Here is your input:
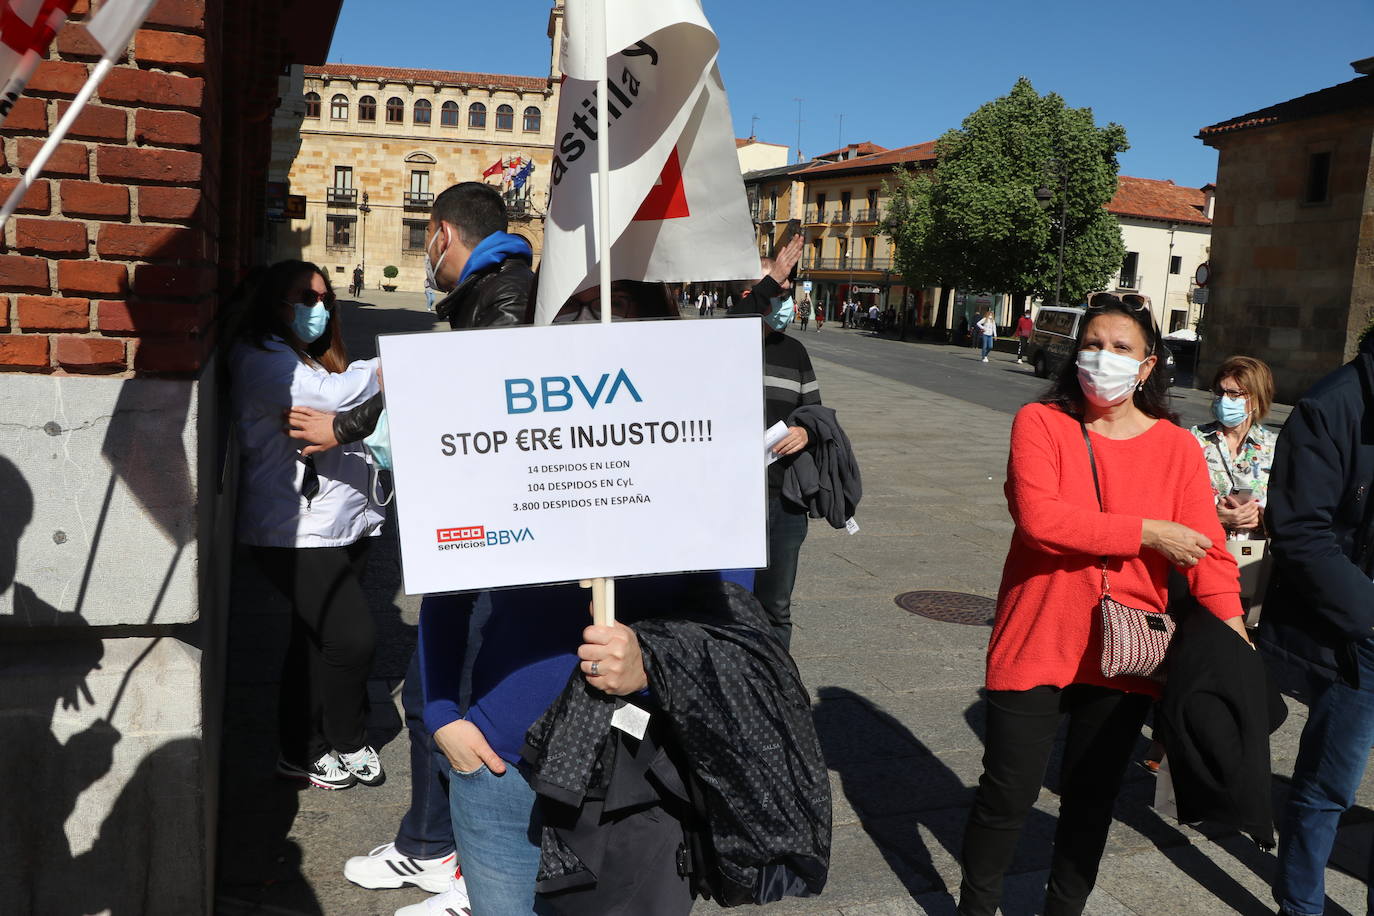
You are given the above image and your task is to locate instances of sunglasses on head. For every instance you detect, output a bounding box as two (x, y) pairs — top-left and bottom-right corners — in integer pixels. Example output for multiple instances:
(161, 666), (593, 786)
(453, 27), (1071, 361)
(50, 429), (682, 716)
(1087, 292), (1149, 312)
(297, 290), (336, 308)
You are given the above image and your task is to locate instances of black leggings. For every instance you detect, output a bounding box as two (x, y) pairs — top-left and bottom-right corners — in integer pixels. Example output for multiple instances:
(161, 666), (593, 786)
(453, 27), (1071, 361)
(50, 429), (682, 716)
(252, 541), (376, 763)
(958, 684), (1152, 916)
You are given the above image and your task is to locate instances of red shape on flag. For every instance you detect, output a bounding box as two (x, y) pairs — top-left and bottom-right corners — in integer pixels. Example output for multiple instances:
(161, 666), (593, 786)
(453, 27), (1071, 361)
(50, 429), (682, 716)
(482, 158), (504, 179)
(0, 0), (75, 55)
(633, 147), (690, 222)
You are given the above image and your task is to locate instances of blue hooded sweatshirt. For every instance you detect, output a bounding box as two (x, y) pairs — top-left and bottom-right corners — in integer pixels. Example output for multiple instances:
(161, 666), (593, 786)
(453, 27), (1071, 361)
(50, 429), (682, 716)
(458, 231), (532, 285)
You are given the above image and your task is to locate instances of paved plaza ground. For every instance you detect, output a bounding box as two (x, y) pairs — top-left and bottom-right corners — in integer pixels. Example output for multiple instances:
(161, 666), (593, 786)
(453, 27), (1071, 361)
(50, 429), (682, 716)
(216, 292), (1371, 916)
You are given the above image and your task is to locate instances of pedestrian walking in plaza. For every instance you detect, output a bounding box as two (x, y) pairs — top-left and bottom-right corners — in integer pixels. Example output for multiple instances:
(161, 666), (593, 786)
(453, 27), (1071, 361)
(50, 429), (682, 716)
(867, 303), (880, 330)
(977, 309), (997, 362)
(288, 182), (536, 914)
(226, 259), (388, 793)
(815, 304), (824, 331)
(351, 264), (363, 298)
(798, 296), (812, 331)
(1015, 309), (1034, 363)
(698, 291), (710, 316)
(1260, 333), (1374, 916)
(957, 293), (1246, 916)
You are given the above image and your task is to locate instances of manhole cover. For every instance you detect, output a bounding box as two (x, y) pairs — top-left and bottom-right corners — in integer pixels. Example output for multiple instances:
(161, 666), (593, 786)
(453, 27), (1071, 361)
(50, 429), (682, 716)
(894, 591), (996, 626)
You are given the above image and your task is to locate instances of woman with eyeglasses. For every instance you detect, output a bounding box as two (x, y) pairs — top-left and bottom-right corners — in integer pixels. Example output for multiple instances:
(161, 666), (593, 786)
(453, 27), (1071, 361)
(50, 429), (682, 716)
(227, 260), (387, 791)
(957, 294), (1246, 916)
(1190, 356), (1277, 540)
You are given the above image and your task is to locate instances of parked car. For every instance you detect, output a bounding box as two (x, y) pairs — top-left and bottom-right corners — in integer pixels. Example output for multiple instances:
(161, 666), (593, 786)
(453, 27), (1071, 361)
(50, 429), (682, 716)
(1027, 304), (1178, 386)
(1026, 306), (1083, 380)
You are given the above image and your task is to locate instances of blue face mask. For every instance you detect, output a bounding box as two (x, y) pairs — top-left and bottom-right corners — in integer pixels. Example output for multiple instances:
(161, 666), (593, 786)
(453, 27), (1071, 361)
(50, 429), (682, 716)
(1212, 395), (1249, 428)
(291, 302), (330, 343)
(363, 408), (392, 471)
(765, 296), (795, 331)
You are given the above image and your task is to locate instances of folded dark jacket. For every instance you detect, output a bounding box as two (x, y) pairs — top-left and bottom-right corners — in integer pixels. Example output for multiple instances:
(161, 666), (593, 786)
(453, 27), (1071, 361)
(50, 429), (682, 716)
(1159, 608), (1288, 847)
(523, 581), (831, 907)
(780, 404), (862, 529)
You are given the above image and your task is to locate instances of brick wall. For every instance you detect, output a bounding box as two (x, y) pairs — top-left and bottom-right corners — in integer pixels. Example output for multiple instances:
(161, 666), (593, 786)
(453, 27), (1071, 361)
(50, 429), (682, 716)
(0, 0), (287, 377)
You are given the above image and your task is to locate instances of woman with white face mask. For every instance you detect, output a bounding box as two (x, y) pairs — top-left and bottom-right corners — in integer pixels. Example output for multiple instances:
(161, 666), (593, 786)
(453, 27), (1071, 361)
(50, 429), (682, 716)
(957, 294), (1248, 916)
(1189, 356), (1277, 541)
(225, 260), (386, 792)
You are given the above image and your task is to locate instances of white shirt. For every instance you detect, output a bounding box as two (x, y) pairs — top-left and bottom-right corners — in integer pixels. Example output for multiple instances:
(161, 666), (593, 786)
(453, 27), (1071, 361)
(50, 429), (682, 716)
(231, 338), (383, 548)
(977, 317), (996, 336)
(868, 305), (880, 319)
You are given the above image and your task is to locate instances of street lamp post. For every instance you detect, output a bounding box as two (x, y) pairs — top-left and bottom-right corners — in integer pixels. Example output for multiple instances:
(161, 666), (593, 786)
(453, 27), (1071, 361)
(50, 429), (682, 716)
(1035, 162), (1068, 307)
(358, 189), (371, 286)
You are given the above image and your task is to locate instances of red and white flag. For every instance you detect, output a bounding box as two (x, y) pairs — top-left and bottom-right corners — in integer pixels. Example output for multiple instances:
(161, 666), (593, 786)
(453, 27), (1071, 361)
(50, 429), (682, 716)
(482, 157), (504, 179)
(0, 0), (76, 126)
(533, 0), (759, 324)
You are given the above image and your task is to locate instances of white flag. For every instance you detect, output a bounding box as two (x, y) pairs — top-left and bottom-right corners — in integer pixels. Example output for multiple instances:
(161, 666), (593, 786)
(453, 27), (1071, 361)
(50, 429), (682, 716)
(0, 0), (75, 126)
(534, 0), (760, 324)
(85, 0), (156, 58)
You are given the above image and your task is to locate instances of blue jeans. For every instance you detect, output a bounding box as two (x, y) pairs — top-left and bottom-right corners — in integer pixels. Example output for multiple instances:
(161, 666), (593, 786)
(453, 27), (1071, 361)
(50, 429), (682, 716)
(449, 763), (548, 915)
(392, 648), (454, 860)
(981, 334), (995, 358)
(1275, 639), (1374, 915)
(754, 495), (809, 649)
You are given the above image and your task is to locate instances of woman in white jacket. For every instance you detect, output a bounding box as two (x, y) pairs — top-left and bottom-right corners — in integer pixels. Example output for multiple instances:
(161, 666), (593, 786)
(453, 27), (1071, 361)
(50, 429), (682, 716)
(229, 260), (386, 790)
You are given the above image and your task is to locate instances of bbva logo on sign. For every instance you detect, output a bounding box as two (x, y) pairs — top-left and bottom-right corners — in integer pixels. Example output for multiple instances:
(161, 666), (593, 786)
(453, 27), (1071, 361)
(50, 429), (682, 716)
(505, 369), (643, 414)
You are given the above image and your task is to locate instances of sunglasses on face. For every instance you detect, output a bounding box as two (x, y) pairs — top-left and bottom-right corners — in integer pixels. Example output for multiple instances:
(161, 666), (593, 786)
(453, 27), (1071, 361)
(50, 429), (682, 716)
(1214, 387), (1248, 399)
(295, 290), (336, 308)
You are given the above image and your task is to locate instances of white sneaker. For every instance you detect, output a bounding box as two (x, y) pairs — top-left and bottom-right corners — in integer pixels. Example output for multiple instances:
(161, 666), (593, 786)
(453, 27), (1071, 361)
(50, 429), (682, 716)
(339, 745), (386, 786)
(394, 875), (471, 916)
(345, 842), (457, 894)
(277, 752), (356, 790)
(982, 356), (989, 362)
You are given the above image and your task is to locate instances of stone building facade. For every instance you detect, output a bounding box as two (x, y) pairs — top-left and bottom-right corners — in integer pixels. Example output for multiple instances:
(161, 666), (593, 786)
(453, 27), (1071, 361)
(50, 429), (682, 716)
(1198, 59), (1374, 401)
(266, 7), (563, 292)
(0, 0), (342, 911)
(794, 141), (937, 320)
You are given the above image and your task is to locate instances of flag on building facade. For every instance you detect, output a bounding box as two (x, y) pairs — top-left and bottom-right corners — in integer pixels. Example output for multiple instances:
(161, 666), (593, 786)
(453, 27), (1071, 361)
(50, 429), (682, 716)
(0, 0), (77, 127)
(533, 0), (760, 324)
(482, 157), (504, 179)
(512, 159), (535, 190)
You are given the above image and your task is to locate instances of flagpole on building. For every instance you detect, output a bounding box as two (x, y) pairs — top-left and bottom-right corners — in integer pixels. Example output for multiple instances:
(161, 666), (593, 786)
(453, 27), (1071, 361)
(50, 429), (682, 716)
(591, 0), (616, 626)
(0, 55), (115, 231)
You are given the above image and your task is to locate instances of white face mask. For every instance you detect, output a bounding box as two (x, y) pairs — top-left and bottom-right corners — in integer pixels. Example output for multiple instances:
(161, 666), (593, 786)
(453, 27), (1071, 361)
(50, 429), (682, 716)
(424, 226), (449, 291)
(1077, 349), (1144, 407)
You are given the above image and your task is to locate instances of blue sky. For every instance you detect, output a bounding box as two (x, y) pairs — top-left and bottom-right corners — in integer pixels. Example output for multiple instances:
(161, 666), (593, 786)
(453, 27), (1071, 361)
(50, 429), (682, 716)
(327, 0), (1374, 188)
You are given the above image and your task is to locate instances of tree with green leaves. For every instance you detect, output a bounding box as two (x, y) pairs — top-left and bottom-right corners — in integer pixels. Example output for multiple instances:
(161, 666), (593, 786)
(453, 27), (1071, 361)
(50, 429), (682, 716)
(881, 165), (965, 336)
(883, 77), (1128, 328)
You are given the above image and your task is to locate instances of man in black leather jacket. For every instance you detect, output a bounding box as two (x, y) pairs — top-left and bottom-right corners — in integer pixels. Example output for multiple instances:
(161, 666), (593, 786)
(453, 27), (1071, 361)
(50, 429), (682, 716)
(1261, 335), (1374, 916)
(285, 182), (534, 913)
(293, 181), (534, 447)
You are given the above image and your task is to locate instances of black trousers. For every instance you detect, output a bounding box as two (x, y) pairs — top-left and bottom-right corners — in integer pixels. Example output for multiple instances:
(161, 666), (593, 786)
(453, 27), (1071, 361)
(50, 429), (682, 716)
(252, 541), (376, 763)
(958, 684), (1152, 916)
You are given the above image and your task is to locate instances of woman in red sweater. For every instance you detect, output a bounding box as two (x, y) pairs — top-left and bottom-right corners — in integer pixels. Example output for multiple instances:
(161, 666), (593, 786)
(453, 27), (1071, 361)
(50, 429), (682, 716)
(957, 295), (1247, 916)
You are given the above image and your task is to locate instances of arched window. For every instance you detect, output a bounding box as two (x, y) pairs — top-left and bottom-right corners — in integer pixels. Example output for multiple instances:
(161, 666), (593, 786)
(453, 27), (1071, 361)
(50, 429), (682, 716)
(440, 100), (460, 127)
(413, 98), (432, 125)
(303, 92), (320, 119)
(386, 97), (404, 123)
(522, 106), (541, 132)
(468, 102), (486, 129)
(357, 95), (376, 121)
(495, 104), (514, 131)
(330, 93), (348, 120)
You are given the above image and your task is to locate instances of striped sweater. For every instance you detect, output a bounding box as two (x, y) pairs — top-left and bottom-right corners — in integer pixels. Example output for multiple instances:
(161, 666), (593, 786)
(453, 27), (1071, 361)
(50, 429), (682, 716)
(765, 330), (821, 492)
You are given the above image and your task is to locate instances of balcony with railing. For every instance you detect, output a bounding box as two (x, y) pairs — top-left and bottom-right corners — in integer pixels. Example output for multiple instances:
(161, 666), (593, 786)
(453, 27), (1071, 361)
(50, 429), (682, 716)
(803, 257), (893, 272)
(853, 207), (881, 223)
(404, 191), (434, 210)
(758, 207), (777, 222)
(326, 187), (357, 207)
(804, 207), (829, 225)
(1116, 274), (1143, 290)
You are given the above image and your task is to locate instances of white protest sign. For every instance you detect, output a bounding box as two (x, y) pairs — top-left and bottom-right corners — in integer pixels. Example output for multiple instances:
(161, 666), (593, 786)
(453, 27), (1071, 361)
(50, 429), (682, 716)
(379, 318), (767, 595)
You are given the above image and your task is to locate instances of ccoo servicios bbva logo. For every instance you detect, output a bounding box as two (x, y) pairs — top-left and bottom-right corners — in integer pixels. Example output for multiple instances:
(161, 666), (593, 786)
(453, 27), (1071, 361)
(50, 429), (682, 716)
(435, 525), (534, 552)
